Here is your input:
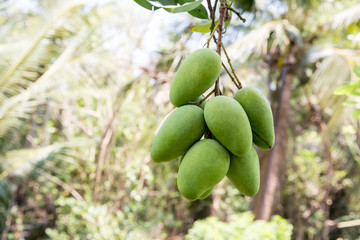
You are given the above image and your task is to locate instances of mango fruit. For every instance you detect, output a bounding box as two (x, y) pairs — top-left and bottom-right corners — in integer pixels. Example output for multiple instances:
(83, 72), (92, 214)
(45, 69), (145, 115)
(150, 105), (206, 162)
(169, 48), (222, 107)
(177, 139), (230, 200)
(227, 145), (260, 196)
(234, 87), (275, 150)
(204, 96), (252, 156)
(199, 188), (213, 199)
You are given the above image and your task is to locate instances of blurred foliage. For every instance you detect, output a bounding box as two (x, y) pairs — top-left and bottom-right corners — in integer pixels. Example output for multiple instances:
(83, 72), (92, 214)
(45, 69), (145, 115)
(45, 197), (134, 240)
(185, 211), (293, 240)
(335, 64), (360, 119)
(0, 0), (359, 239)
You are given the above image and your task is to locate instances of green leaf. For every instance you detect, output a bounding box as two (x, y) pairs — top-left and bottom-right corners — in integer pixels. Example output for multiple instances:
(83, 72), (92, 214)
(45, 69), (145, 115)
(187, 4), (208, 19)
(163, 0), (202, 13)
(134, 0), (203, 14)
(176, 0), (196, 4)
(189, 20), (214, 33)
(343, 101), (358, 106)
(352, 80), (360, 87)
(0, 180), (11, 209)
(352, 108), (360, 119)
(149, 0), (176, 5)
(133, 0), (159, 10)
(333, 80), (360, 96)
(354, 64), (360, 78)
(349, 91), (360, 97)
(177, 0), (208, 19)
(335, 170), (347, 179)
(334, 84), (353, 95)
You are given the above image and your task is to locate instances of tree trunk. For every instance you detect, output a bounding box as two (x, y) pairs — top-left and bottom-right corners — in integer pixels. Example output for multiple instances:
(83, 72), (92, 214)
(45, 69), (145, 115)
(253, 64), (294, 220)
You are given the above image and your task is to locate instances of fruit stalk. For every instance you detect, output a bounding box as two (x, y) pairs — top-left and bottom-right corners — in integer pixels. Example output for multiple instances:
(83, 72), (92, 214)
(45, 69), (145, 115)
(221, 43), (242, 88)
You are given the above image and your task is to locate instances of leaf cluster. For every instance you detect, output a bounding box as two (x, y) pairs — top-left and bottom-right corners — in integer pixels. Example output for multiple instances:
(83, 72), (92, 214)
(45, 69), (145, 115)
(334, 65), (360, 119)
(134, 0), (208, 19)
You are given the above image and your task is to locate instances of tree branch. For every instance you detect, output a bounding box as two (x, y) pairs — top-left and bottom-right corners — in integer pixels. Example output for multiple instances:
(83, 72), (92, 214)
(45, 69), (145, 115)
(214, 0), (227, 96)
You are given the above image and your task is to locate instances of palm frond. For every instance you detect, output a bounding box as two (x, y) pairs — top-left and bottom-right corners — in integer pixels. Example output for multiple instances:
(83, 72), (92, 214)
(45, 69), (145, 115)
(228, 20), (301, 63)
(304, 46), (337, 64)
(0, 27), (99, 139)
(330, 4), (360, 30)
(304, 46), (360, 64)
(0, 0), (86, 103)
(0, 0), (116, 139)
(0, 142), (76, 179)
(0, 99), (38, 139)
(308, 54), (353, 132)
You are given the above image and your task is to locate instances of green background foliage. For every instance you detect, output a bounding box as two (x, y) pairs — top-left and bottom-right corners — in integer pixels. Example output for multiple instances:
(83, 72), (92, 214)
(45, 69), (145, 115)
(0, 0), (360, 239)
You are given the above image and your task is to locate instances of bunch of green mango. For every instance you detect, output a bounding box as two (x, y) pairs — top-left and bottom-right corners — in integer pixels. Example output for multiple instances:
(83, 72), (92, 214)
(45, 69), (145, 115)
(150, 48), (275, 200)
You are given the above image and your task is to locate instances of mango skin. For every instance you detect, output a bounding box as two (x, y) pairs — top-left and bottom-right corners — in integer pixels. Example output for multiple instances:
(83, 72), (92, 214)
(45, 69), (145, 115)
(177, 139), (230, 201)
(227, 145), (260, 197)
(169, 48), (222, 107)
(204, 96), (252, 156)
(234, 87), (275, 150)
(150, 105), (206, 162)
(199, 188), (213, 199)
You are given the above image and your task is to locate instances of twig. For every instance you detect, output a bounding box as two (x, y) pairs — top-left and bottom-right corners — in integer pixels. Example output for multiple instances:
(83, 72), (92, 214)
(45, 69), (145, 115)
(212, 0), (219, 43)
(213, 0), (219, 20)
(221, 43), (242, 88)
(94, 119), (114, 203)
(337, 219), (360, 229)
(222, 62), (240, 89)
(207, 0), (213, 19)
(93, 79), (140, 203)
(228, 7), (246, 22)
(198, 89), (215, 106)
(206, 0), (218, 48)
(40, 170), (84, 201)
(206, 21), (219, 48)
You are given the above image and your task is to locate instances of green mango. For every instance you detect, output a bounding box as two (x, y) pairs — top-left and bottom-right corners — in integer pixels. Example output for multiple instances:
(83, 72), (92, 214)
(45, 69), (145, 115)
(227, 145), (260, 197)
(234, 87), (275, 150)
(177, 139), (230, 200)
(198, 188), (213, 199)
(204, 96), (252, 156)
(151, 105), (206, 162)
(169, 48), (222, 107)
